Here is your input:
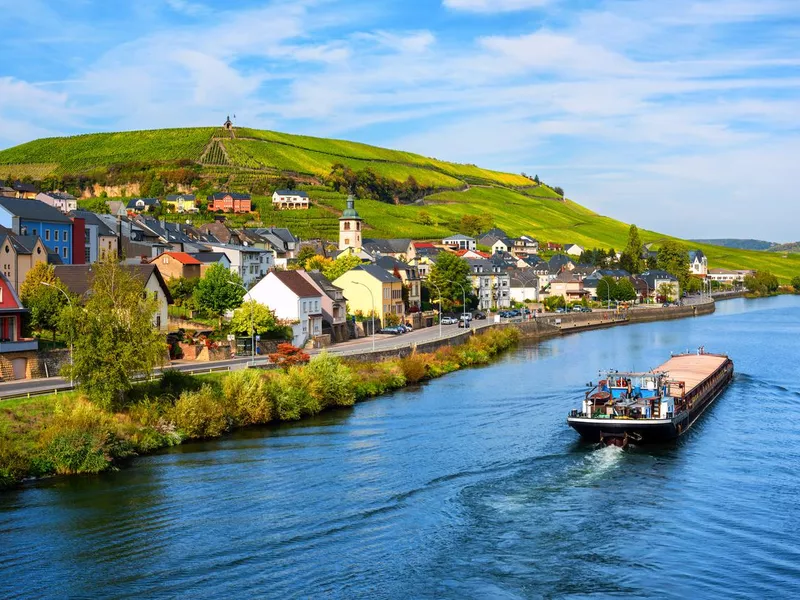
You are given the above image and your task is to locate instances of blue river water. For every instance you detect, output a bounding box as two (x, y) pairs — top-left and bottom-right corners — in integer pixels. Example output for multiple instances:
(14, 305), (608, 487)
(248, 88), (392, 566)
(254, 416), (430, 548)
(1, 296), (799, 599)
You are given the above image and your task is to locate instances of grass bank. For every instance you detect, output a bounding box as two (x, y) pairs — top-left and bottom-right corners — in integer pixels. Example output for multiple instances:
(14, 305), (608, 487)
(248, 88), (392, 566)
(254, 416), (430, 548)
(0, 328), (519, 489)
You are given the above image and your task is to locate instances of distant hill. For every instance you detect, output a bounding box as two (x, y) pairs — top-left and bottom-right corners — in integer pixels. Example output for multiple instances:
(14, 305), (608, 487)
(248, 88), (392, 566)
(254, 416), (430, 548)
(690, 239), (777, 251)
(1, 125), (799, 281)
(767, 242), (800, 254)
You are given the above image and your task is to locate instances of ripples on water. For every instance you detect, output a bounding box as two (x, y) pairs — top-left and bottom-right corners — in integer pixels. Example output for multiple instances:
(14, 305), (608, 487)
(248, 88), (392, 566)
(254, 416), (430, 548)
(2, 297), (800, 599)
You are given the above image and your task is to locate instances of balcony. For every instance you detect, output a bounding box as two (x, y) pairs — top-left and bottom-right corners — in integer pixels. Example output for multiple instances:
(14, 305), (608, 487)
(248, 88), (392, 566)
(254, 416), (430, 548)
(0, 339), (39, 353)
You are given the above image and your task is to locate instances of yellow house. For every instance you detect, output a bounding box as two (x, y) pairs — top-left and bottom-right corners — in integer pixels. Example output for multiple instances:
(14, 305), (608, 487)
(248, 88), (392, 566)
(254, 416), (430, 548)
(0, 232), (48, 291)
(164, 194), (198, 213)
(333, 264), (404, 326)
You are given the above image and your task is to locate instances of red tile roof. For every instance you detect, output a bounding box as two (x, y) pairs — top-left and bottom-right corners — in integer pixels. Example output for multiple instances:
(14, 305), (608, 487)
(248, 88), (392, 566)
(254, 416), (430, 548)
(154, 252), (202, 265)
(413, 242), (436, 248)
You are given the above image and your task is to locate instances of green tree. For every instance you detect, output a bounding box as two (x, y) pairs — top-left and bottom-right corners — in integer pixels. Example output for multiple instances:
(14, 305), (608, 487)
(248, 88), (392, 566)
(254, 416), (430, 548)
(792, 276), (800, 293)
(167, 277), (198, 309)
(428, 252), (471, 310)
(534, 174), (540, 184)
(417, 210), (434, 226)
(616, 278), (637, 301)
(657, 283), (675, 302)
(597, 276), (619, 305)
(619, 224), (643, 274)
(193, 263), (245, 326)
(60, 260), (166, 409)
(544, 295), (566, 311)
(296, 246), (317, 269)
(743, 271), (779, 296)
(322, 253), (362, 281)
(19, 263), (69, 339)
(656, 241), (691, 290)
(230, 299), (290, 339)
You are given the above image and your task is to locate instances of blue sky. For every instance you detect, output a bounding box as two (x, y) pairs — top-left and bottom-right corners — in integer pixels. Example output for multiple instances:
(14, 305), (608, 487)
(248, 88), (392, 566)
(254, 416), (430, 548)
(1, 0), (798, 241)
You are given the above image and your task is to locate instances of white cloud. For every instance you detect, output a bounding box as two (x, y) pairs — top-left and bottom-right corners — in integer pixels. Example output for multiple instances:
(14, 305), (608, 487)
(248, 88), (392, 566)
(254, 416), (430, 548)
(442, 0), (553, 13)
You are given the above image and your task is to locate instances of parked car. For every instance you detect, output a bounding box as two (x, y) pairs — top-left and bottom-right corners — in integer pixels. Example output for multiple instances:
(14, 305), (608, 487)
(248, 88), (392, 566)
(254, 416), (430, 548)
(459, 313), (472, 322)
(403, 323), (413, 332)
(458, 319), (471, 328)
(381, 326), (403, 335)
(441, 316), (458, 325)
(473, 311), (487, 320)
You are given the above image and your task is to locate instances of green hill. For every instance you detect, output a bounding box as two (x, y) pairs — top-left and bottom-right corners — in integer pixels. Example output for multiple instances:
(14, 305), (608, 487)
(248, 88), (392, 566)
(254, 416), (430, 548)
(690, 239), (776, 251)
(1, 126), (798, 281)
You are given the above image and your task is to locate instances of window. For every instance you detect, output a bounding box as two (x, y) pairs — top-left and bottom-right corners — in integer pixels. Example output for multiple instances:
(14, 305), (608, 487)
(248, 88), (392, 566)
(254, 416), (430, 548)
(45, 230), (50, 241)
(85, 228), (90, 240)
(62, 247), (68, 258)
(54, 230), (59, 241)
(85, 247), (91, 263)
(303, 301), (307, 312)
(163, 257), (169, 264)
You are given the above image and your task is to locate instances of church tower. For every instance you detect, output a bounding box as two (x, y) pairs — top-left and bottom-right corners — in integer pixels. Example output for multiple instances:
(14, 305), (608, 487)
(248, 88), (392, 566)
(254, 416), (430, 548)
(339, 195), (363, 251)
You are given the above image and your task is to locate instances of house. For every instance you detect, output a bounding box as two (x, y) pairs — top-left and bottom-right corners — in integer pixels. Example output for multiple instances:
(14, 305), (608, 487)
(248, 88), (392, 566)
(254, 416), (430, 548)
(71, 210), (117, 264)
(407, 241), (437, 261)
(707, 268), (753, 284)
(375, 255), (422, 310)
(300, 270), (349, 343)
(467, 258), (510, 310)
(333, 264), (405, 327)
(95, 213), (170, 262)
(339, 195), (364, 251)
(546, 242), (562, 251)
(54, 264), (172, 331)
(0, 183), (15, 197)
(688, 250), (708, 278)
(37, 191), (77, 214)
(150, 251), (202, 280)
(240, 227), (300, 263)
(164, 194), (198, 213)
(207, 192), (251, 213)
(245, 270), (324, 348)
(126, 198), (161, 213)
(0, 271), (39, 379)
(362, 238), (413, 259)
(206, 242), (273, 287)
(0, 229), (49, 292)
(640, 270), (680, 302)
(549, 272), (589, 303)
(480, 227), (508, 239)
(9, 181), (39, 199)
(507, 268), (540, 303)
(629, 276), (651, 303)
(490, 238), (513, 255)
(134, 217), (209, 254)
(548, 254), (575, 274)
(454, 248), (491, 260)
(443, 234), (476, 251)
(188, 252), (232, 276)
(197, 220), (242, 246)
(511, 236), (539, 257)
(272, 189), (310, 210)
(564, 243), (584, 257)
(0, 197), (78, 264)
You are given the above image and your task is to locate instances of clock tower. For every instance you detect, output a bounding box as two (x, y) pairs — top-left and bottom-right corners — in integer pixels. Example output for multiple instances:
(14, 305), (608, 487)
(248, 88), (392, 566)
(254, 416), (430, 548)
(339, 195), (363, 251)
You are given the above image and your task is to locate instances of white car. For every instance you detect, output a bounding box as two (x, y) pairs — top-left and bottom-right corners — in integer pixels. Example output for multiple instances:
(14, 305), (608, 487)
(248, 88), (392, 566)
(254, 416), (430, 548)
(441, 316), (458, 325)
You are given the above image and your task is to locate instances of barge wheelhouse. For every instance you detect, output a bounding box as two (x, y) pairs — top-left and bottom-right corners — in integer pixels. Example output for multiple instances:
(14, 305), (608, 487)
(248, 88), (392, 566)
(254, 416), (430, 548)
(567, 349), (734, 445)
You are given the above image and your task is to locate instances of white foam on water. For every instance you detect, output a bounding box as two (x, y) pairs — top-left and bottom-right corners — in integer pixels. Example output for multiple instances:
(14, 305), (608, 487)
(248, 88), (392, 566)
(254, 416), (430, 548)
(579, 444), (625, 482)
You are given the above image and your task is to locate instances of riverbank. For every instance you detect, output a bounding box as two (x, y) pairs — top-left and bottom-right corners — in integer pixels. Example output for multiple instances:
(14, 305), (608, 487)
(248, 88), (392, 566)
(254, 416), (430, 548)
(0, 328), (520, 489)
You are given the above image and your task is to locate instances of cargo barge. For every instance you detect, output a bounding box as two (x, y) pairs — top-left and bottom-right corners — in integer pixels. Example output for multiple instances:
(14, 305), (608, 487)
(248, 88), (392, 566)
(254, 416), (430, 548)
(567, 349), (733, 445)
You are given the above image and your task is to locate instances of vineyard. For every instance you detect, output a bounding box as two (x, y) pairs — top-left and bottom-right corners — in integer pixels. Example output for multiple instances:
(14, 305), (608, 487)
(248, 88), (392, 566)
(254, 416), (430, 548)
(200, 139), (230, 165)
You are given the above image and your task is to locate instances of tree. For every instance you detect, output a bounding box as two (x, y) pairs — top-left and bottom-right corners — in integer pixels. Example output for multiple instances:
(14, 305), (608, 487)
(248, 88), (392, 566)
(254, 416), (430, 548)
(597, 276), (618, 305)
(305, 254), (333, 273)
(534, 174), (540, 184)
(193, 263), (245, 326)
(230, 299), (290, 339)
(620, 224), (643, 274)
(616, 278), (637, 302)
(656, 241), (691, 290)
(428, 252), (471, 311)
(268, 343), (310, 370)
(323, 253), (362, 282)
(657, 283), (674, 302)
(792, 276), (800, 293)
(60, 260), (166, 409)
(743, 271), (779, 296)
(417, 210), (434, 226)
(19, 263), (69, 338)
(167, 277), (198, 309)
(544, 295), (566, 311)
(296, 246), (317, 269)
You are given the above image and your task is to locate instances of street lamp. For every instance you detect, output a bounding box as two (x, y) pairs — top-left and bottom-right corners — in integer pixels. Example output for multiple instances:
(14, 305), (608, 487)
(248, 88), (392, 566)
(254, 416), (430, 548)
(446, 279), (468, 322)
(350, 280), (376, 352)
(227, 280), (254, 365)
(42, 282), (73, 387)
(426, 280), (443, 338)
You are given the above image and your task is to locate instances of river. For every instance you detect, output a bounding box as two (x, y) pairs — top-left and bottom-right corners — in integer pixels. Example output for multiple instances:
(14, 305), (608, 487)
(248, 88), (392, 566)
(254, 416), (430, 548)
(2, 296), (799, 599)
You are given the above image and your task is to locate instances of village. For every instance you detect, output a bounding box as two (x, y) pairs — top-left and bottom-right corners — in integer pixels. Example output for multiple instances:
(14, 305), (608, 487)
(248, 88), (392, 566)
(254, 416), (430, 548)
(0, 179), (753, 382)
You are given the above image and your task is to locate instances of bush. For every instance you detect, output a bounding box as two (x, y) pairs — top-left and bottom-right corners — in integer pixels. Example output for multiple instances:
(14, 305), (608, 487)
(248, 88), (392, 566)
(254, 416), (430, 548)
(40, 398), (135, 475)
(222, 370), (274, 426)
(159, 369), (202, 400)
(399, 353), (427, 384)
(171, 385), (229, 439)
(270, 367), (321, 420)
(304, 352), (356, 408)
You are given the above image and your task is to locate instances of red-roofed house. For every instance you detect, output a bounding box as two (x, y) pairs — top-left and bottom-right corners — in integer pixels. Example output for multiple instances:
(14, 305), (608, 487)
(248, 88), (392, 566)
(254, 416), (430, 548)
(455, 249), (491, 259)
(150, 251), (202, 280)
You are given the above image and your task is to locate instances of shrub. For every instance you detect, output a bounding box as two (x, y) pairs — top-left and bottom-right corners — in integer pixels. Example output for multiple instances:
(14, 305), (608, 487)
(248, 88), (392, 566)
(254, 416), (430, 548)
(304, 352), (356, 408)
(270, 367), (321, 420)
(269, 343), (311, 370)
(171, 385), (229, 439)
(399, 353), (427, 384)
(222, 370), (274, 426)
(159, 369), (201, 401)
(40, 398), (135, 475)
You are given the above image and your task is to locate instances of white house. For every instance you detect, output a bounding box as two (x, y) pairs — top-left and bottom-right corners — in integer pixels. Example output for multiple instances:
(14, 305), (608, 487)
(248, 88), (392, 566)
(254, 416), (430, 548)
(443, 234), (476, 251)
(272, 189), (310, 210)
(491, 238), (511, 254)
(640, 270), (680, 301)
(708, 268), (753, 283)
(688, 250), (708, 278)
(564, 243), (584, 257)
(36, 191), (77, 214)
(245, 270), (323, 347)
(207, 242), (273, 287)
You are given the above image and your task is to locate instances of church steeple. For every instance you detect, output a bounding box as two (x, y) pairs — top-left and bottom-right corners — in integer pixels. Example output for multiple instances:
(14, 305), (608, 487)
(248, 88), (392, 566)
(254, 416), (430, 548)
(339, 194), (363, 251)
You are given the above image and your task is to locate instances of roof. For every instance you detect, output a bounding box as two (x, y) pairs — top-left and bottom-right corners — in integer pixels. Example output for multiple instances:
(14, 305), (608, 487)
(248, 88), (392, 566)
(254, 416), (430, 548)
(481, 227), (507, 238)
(551, 272), (582, 283)
(126, 198), (160, 209)
(41, 191), (76, 201)
(208, 192), (251, 200)
(189, 252), (230, 264)
(688, 250), (706, 261)
(165, 194), (196, 201)
(153, 251), (201, 265)
(362, 238), (411, 255)
(70, 210), (116, 237)
(548, 254), (574, 269)
(273, 189), (309, 198)
(306, 271), (345, 298)
(272, 270), (322, 298)
(53, 264), (172, 303)
(353, 263), (402, 283)
(455, 249), (491, 258)
(375, 255), (416, 272)
(0, 197), (73, 223)
(640, 269), (679, 285)
(413, 242), (436, 248)
(443, 233), (476, 241)
(11, 181), (38, 193)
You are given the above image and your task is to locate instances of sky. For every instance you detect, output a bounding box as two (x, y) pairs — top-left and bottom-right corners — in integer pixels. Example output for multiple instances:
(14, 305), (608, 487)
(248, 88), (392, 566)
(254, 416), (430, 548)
(1, 0), (798, 242)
